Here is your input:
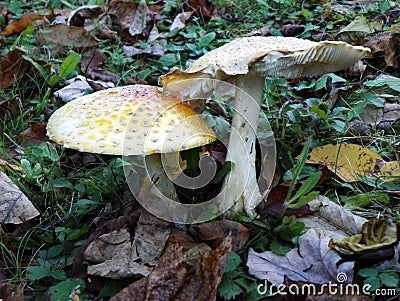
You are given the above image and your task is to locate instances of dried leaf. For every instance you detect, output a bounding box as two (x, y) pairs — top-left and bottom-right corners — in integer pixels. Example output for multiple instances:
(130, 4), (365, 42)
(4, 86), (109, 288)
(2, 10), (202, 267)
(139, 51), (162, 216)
(123, 43), (166, 57)
(175, 233), (232, 300)
(18, 123), (49, 146)
(0, 95), (21, 118)
(110, 234), (187, 301)
(34, 24), (98, 56)
(0, 171), (40, 224)
(0, 283), (24, 301)
(304, 196), (367, 236)
(170, 11), (194, 31)
(84, 211), (172, 279)
(131, 211), (172, 266)
(85, 228), (153, 278)
(53, 75), (114, 102)
(336, 16), (383, 43)
(247, 228), (354, 285)
(111, 229), (232, 300)
(365, 29), (400, 69)
(0, 49), (31, 88)
(81, 50), (120, 83)
(68, 5), (103, 27)
(379, 103), (400, 130)
(329, 218), (398, 254)
(129, 0), (148, 36)
(0, 9), (54, 36)
(306, 143), (400, 182)
(186, 0), (218, 18)
(194, 219), (249, 251)
(81, 50), (106, 70)
(108, 0), (159, 42)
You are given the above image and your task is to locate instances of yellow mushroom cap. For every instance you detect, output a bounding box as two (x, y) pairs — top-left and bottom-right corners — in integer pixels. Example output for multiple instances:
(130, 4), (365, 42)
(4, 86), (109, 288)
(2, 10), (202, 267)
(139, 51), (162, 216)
(47, 85), (216, 155)
(159, 36), (370, 98)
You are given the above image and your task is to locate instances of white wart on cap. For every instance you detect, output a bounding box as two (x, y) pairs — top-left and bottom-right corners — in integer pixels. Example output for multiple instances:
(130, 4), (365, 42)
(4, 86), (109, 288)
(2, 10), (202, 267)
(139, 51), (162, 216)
(47, 84), (216, 155)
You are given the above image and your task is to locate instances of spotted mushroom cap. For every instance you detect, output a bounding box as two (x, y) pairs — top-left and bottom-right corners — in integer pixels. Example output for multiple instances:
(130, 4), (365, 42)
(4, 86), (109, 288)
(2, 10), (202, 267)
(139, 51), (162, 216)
(159, 36), (370, 98)
(47, 85), (216, 155)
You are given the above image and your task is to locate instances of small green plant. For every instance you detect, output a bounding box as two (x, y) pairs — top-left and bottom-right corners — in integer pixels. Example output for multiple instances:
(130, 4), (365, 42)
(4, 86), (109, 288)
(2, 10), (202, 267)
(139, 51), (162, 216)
(358, 268), (400, 292)
(218, 252), (265, 301)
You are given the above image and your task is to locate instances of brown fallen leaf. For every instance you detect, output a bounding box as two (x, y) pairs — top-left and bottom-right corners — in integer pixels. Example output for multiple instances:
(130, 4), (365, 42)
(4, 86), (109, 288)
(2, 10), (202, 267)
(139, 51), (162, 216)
(261, 181), (313, 218)
(365, 29), (400, 69)
(193, 219), (249, 251)
(108, 0), (161, 42)
(0, 283), (24, 301)
(0, 171), (40, 224)
(110, 232), (187, 301)
(34, 24), (98, 56)
(68, 5), (103, 27)
(18, 123), (49, 147)
(175, 232), (232, 300)
(81, 50), (120, 83)
(186, 0), (218, 18)
(0, 9), (55, 36)
(0, 95), (21, 118)
(0, 49), (31, 88)
(110, 230), (232, 301)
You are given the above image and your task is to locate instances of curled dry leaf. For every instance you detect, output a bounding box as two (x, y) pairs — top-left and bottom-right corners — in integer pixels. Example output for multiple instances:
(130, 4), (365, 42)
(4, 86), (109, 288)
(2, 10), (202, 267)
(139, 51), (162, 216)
(170, 11), (194, 31)
(84, 211), (172, 279)
(0, 49), (31, 88)
(0, 171), (40, 224)
(336, 16), (382, 43)
(68, 5), (103, 27)
(53, 75), (114, 102)
(329, 218), (398, 255)
(0, 9), (55, 36)
(247, 228), (355, 285)
(365, 29), (400, 69)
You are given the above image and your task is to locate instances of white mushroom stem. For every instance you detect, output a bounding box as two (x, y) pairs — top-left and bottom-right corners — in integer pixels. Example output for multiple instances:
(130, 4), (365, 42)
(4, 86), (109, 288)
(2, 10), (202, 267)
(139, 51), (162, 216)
(140, 154), (178, 201)
(220, 74), (265, 217)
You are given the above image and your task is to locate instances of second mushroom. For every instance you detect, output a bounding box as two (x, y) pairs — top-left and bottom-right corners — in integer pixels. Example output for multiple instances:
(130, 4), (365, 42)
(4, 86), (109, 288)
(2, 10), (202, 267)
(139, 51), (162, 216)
(160, 36), (370, 217)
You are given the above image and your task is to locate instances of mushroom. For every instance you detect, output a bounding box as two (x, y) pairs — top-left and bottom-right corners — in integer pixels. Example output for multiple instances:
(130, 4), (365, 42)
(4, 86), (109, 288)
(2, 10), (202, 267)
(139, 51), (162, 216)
(160, 36), (371, 217)
(47, 84), (216, 208)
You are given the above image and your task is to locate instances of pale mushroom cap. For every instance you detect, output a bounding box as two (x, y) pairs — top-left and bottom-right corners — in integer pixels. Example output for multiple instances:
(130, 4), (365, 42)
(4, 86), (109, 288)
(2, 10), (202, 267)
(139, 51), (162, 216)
(47, 85), (216, 155)
(159, 36), (370, 95)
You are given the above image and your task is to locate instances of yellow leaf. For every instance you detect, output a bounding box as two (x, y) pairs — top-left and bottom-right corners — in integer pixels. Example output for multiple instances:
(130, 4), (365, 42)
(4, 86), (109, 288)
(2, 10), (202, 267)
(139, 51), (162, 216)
(306, 144), (383, 182)
(329, 219), (397, 254)
(379, 161), (400, 178)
